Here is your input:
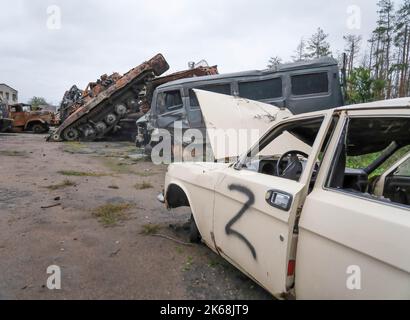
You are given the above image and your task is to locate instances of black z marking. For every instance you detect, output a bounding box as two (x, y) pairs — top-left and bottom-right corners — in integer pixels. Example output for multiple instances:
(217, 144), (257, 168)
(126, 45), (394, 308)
(225, 184), (257, 260)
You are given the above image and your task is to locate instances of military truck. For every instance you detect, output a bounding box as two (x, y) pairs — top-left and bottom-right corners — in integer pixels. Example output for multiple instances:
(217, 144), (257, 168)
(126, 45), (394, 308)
(0, 97), (13, 133)
(136, 57), (344, 151)
(8, 103), (58, 133)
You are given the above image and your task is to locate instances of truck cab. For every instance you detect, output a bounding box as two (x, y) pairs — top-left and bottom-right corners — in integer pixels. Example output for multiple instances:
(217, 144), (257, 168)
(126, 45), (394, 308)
(9, 103), (57, 133)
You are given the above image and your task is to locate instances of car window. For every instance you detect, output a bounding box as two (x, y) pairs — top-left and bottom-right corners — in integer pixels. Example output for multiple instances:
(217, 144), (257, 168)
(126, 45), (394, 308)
(240, 117), (324, 182)
(157, 90), (183, 114)
(394, 156), (410, 176)
(189, 84), (231, 108)
(238, 78), (282, 100)
(291, 72), (329, 96)
(326, 117), (410, 207)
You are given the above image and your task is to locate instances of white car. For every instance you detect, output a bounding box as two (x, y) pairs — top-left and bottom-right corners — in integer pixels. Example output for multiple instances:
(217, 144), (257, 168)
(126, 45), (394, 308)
(162, 92), (410, 300)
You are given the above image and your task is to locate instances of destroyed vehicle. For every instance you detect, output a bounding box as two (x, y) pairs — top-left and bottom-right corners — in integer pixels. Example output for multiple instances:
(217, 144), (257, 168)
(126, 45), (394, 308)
(9, 103), (58, 133)
(162, 93), (410, 299)
(57, 66), (218, 142)
(49, 54), (170, 142)
(136, 57), (344, 150)
(0, 98), (13, 133)
(113, 65), (219, 141)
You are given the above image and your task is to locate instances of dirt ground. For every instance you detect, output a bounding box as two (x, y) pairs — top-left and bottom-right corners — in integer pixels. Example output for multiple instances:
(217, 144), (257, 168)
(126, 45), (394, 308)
(0, 133), (271, 300)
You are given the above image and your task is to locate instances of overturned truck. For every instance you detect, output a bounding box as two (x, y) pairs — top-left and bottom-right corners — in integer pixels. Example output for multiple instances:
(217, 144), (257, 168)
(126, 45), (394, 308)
(49, 54), (170, 142)
(51, 54), (218, 142)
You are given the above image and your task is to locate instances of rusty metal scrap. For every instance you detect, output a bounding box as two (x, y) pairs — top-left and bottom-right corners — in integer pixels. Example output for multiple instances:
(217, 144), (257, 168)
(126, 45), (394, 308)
(49, 53), (170, 142)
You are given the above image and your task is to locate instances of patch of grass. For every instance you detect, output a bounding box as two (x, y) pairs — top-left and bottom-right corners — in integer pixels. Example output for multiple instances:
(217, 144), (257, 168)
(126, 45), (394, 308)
(134, 181), (153, 190)
(207, 259), (221, 269)
(0, 150), (26, 157)
(92, 203), (134, 227)
(62, 142), (87, 154)
(175, 246), (184, 254)
(134, 171), (157, 177)
(58, 170), (108, 177)
(45, 179), (76, 190)
(140, 224), (162, 235)
(103, 159), (135, 174)
(183, 256), (194, 272)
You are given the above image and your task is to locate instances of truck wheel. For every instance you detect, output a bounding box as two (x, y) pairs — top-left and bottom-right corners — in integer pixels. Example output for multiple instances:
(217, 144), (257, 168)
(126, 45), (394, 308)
(32, 123), (48, 134)
(189, 214), (201, 243)
(63, 128), (80, 141)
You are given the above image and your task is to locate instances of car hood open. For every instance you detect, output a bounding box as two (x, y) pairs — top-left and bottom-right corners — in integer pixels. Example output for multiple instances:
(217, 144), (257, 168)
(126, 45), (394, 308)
(194, 89), (294, 160)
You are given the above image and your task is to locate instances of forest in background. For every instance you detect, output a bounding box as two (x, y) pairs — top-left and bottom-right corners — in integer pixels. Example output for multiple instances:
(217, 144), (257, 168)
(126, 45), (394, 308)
(268, 0), (410, 104)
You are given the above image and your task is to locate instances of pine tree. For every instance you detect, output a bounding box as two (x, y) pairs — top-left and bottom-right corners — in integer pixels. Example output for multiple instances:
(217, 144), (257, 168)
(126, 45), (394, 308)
(394, 0), (410, 97)
(343, 34), (362, 77)
(372, 0), (395, 98)
(306, 27), (332, 59)
(292, 38), (307, 61)
(267, 56), (282, 69)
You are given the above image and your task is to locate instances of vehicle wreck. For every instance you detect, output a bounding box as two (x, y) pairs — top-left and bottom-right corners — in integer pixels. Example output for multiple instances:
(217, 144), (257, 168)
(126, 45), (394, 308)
(8, 103), (58, 133)
(53, 55), (218, 142)
(48, 54), (170, 142)
(0, 97), (13, 133)
(137, 57), (344, 153)
(162, 96), (410, 299)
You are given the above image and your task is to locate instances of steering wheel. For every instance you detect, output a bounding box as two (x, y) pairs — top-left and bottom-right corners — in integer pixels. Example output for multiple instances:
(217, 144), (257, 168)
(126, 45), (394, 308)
(276, 150), (309, 179)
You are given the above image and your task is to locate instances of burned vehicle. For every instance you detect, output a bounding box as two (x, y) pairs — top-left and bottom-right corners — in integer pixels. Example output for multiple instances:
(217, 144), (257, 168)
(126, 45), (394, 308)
(9, 103), (58, 133)
(54, 57), (218, 142)
(0, 97), (13, 132)
(49, 54), (170, 142)
(136, 57), (344, 151)
(162, 92), (410, 299)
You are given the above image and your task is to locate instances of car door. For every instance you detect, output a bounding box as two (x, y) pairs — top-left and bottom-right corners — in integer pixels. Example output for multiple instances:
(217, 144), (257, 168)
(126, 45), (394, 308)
(212, 112), (334, 295)
(296, 110), (410, 299)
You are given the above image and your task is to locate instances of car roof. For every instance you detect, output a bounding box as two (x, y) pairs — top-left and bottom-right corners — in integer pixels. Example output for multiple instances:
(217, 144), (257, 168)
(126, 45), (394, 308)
(157, 57), (339, 89)
(336, 97), (410, 111)
(273, 97), (410, 122)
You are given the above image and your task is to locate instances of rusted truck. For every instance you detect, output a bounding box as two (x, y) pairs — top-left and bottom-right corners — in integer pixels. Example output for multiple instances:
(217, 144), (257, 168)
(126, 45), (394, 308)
(0, 97), (13, 133)
(9, 103), (58, 133)
(55, 60), (218, 141)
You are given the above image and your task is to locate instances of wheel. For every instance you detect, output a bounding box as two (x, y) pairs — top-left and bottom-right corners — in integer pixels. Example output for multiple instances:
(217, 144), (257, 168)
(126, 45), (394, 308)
(95, 122), (107, 133)
(115, 104), (128, 116)
(32, 123), (48, 134)
(105, 114), (117, 126)
(189, 214), (201, 243)
(63, 127), (80, 141)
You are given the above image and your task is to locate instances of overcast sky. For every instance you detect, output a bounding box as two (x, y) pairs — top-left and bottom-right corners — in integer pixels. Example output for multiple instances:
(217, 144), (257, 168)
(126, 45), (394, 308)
(0, 0), (397, 104)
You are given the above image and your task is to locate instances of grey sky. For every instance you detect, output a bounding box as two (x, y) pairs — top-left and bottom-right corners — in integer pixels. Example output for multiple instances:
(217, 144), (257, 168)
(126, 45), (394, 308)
(0, 0), (392, 104)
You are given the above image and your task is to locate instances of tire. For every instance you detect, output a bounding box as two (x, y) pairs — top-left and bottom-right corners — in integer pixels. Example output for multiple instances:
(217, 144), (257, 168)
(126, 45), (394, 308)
(63, 127), (80, 141)
(189, 214), (201, 243)
(32, 123), (48, 134)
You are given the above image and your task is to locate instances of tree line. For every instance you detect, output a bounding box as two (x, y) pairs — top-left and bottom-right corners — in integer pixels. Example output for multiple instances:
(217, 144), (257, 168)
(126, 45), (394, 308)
(268, 0), (410, 104)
